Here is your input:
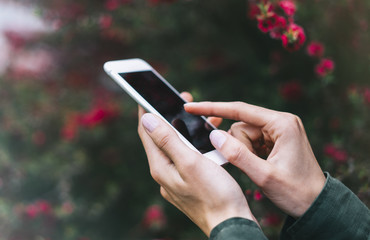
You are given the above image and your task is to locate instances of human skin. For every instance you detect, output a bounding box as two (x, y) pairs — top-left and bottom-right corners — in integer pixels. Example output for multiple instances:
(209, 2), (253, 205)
(137, 103), (256, 237)
(184, 101), (326, 218)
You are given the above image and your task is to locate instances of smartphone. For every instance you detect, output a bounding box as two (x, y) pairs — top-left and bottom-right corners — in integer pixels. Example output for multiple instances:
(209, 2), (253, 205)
(104, 58), (227, 165)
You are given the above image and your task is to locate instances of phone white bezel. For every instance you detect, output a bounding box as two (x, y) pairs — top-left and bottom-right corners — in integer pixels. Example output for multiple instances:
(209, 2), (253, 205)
(104, 58), (228, 165)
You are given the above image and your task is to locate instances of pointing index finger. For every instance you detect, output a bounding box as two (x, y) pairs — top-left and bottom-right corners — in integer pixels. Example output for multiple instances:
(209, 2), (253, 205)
(184, 102), (276, 127)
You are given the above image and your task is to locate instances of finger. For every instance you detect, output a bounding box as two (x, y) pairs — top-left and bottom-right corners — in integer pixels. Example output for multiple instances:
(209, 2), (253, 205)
(141, 113), (199, 169)
(184, 102), (277, 128)
(138, 106), (180, 183)
(180, 91), (193, 102)
(229, 122), (257, 153)
(138, 105), (146, 119)
(209, 130), (273, 187)
(207, 116), (223, 128)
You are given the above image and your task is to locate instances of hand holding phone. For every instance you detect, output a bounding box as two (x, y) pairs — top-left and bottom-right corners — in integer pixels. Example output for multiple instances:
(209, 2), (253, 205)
(104, 58), (227, 165)
(138, 109), (256, 236)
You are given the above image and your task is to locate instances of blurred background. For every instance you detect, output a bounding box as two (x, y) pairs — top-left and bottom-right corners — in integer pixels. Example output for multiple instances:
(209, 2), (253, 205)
(0, 0), (369, 239)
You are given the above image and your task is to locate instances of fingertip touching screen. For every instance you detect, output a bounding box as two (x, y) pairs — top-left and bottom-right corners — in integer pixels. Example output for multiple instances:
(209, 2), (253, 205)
(120, 71), (215, 153)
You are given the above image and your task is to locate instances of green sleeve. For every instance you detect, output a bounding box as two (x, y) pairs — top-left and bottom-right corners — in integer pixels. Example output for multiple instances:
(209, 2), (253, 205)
(280, 172), (370, 240)
(209, 217), (268, 240)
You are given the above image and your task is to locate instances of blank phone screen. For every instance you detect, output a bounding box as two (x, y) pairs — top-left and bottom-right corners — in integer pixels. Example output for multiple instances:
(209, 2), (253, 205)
(120, 71), (215, 153)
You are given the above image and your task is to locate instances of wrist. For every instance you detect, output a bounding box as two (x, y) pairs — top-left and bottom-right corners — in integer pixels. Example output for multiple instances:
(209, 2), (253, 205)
(292, 173), (326, 218)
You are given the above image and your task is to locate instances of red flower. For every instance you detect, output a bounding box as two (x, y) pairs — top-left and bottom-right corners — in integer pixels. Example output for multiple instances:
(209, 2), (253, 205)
(25, 204), (39, 219)
(258, 18), (274, 33)
(307, 41), (325, 58)
(248, 3), (261, 19)
(3, 30), (28, 50)
(281, 23), (306, 52)
(254, 189), (263, 201)
(104, 0), (121, 11)
(24, 200), (53, 218)
(315, 58), (335, 77)
(280, 81), (302, 101)
(324, 143), (348, 164)
(99, 15), (113, 29)
(143, 205), (166, 230)
(333, 150), (348, 164)
(36, 200), (52, 215)
(324, 143), (337, 156)
(79, 107), (118, 128)
(262, 212), (282, 226)
(256, 2), (275, 32)
(61, 114), (80, 141)
(269, 15), (287, 39)
(278, 1), (296, 16)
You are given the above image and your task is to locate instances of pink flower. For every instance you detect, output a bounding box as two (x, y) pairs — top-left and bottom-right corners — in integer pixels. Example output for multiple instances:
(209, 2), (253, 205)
(280, 81), (303, 101)
(254, 189), (263, 201)
(24, 200), (53, 218)
(143, 205), (166, 230)
(25, 204), (39, 219)
(281, 23), (306, 52)
(279, 1), (296, 16)
(99, 15), (113, 29)
(36, 200), (52, 215)
(315, 58), (335, 77)
(306, 41), (325, 58)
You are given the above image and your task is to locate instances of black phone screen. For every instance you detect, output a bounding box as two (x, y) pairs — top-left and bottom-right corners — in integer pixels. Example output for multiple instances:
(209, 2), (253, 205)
(120, 71), (215, 153)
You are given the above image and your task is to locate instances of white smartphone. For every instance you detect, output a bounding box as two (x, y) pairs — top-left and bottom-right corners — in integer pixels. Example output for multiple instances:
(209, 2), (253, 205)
(104, 58), (228, 165)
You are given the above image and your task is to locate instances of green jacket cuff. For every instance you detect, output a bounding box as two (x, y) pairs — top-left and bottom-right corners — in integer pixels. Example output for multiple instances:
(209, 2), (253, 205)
(281, 172), (370, 240)
(210, 217), (267, 240)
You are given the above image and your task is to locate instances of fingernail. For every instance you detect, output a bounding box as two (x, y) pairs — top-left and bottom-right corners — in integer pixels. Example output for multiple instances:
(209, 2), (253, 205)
(184, 102), (197, 107)
(141, 114), (159, 132)
(210, 130), (226, 149)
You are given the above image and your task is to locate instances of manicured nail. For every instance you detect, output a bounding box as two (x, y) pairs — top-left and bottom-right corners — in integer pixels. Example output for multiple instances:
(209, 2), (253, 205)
(210, 130), (226, 149)
(141, 114), (159, 132)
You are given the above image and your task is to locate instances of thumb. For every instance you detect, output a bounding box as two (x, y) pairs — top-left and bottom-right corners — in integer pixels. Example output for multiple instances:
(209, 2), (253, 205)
(141, 113), (198, 168)
(210, 130), (272, 187)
